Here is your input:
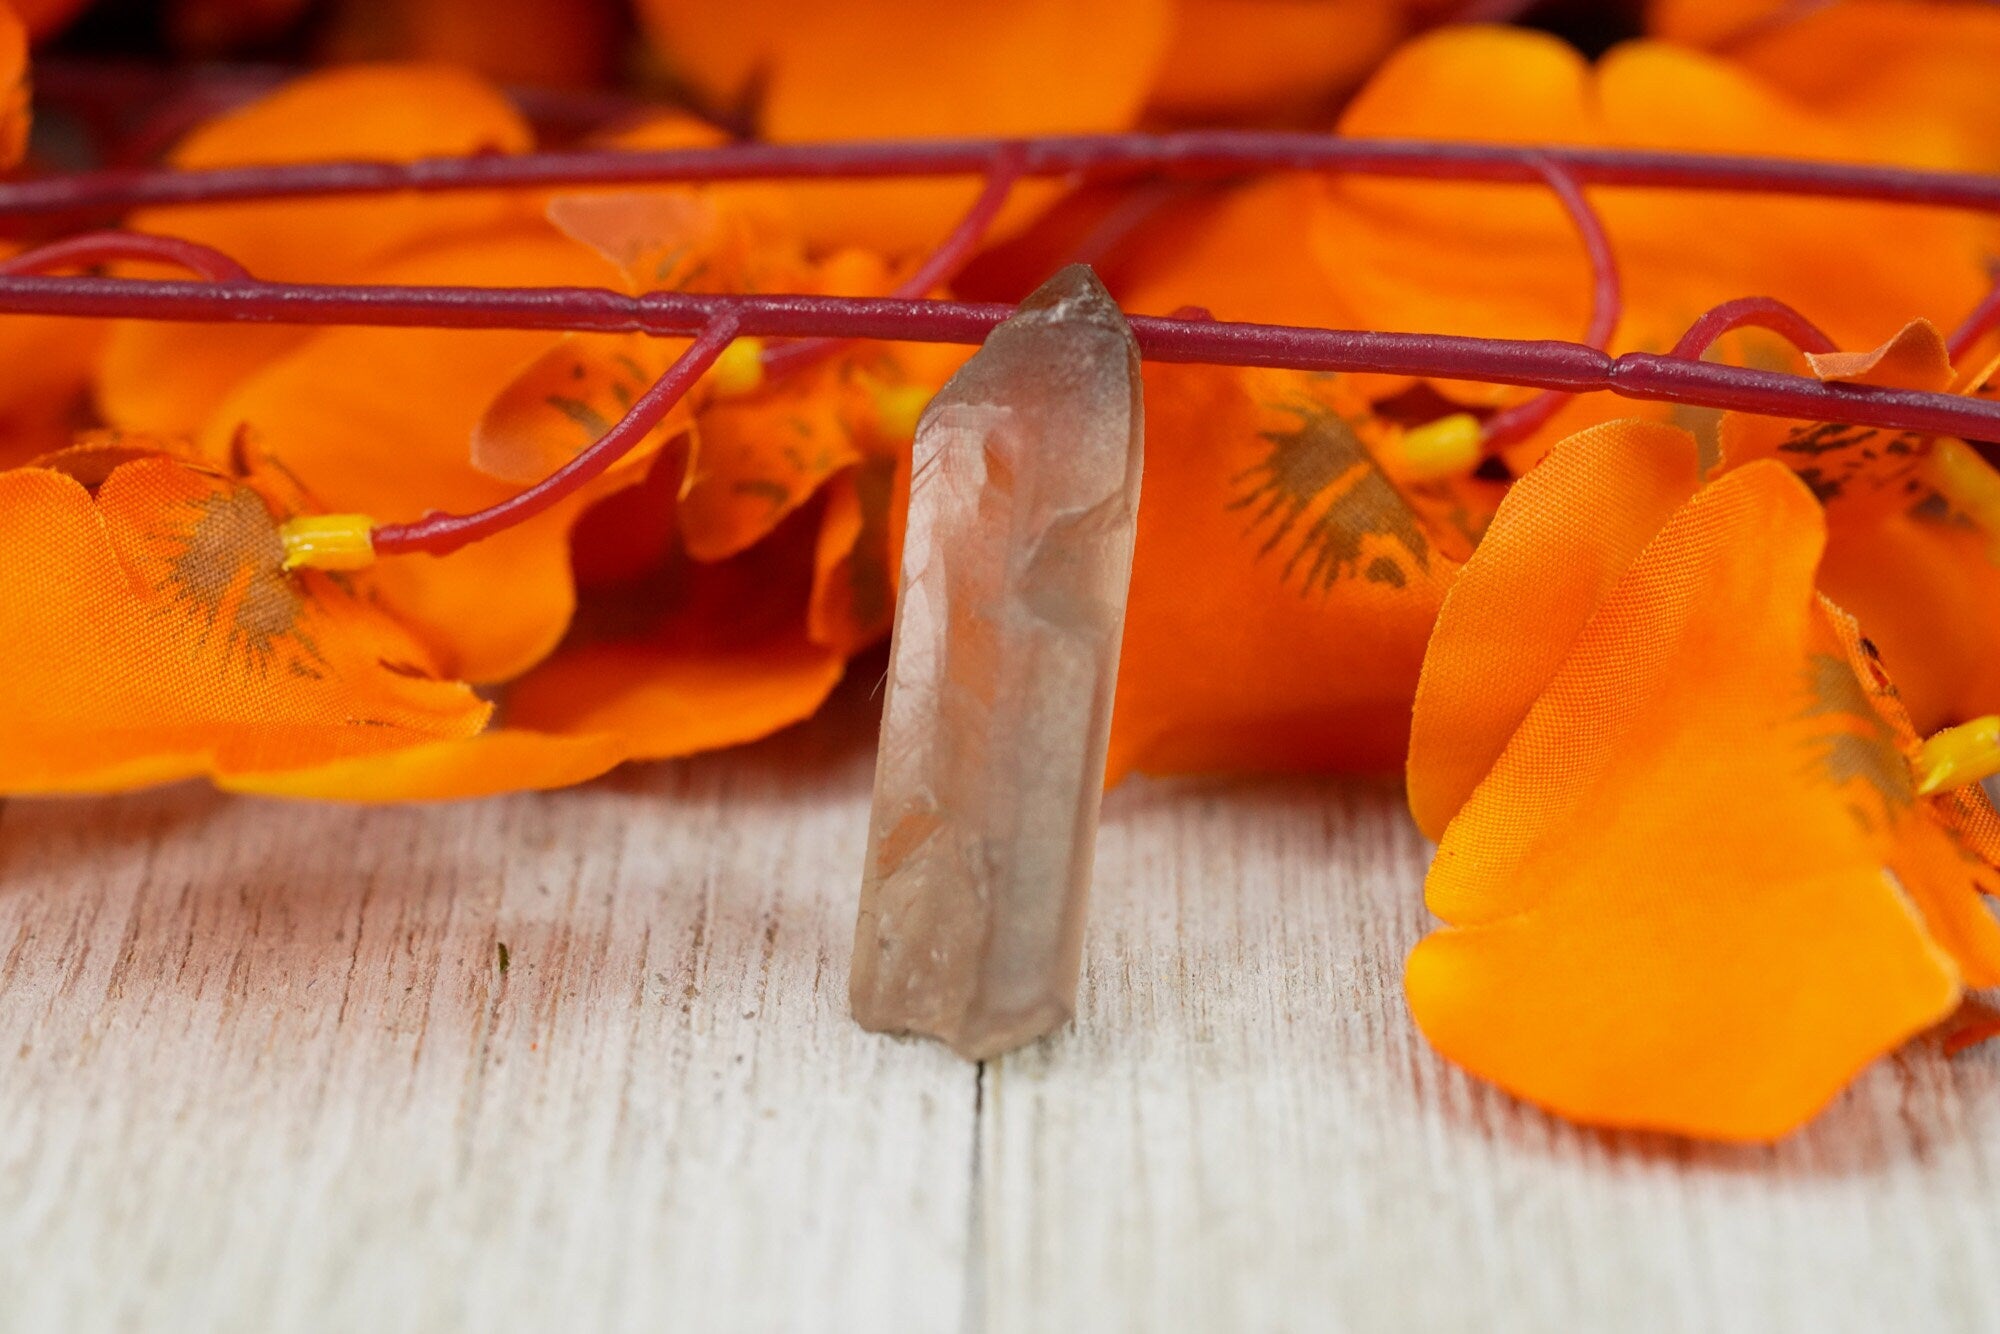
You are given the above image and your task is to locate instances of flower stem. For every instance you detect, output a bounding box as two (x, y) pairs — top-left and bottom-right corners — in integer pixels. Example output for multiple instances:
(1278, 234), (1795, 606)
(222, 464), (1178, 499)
(370, 317), (740, 557)
(3, 133), (1999, 219)
(1669, 296), (1839, 360)
(2, 272), (1996, 445)
(758, 147), (1023, 379)
(1481, 158), (1621, 452)
(1948, 278), (2000, 365)
(0, 229), (252, 281)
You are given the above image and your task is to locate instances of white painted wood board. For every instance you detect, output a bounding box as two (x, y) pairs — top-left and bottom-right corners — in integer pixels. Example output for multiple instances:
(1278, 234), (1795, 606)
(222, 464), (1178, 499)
(3, 702), (1997, 1332)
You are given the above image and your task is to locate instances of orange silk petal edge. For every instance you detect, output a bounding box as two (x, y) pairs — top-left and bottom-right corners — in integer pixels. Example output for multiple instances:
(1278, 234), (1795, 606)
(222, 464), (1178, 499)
(0, 455), (489, 793)
(1411, 461), (1963, 1140)
(223, 730), (629, 802)
(1110, 365), (1461, 781)
(1407, 419), (1703, 839)
(1805, 318), (1956, 392)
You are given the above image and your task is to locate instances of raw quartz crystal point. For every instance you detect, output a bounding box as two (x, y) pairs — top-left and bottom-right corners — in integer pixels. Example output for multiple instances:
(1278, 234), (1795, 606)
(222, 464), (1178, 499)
(849, 265), (1144, 1060)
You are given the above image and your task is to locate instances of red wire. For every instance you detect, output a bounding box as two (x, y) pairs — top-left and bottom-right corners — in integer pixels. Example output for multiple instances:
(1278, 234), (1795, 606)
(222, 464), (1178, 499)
(1481, 157), (1622, 453)
(1669, 296), (1840, 361)
(758, 146), (1025, 381)
(370, 317), (740, 557)
(0, 229), (253, 282)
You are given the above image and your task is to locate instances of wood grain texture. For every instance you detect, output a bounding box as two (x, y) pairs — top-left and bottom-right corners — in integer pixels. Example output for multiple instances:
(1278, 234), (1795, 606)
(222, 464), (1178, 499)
(2, 705), (1999, 1333)
(0, 712), (973, 1334)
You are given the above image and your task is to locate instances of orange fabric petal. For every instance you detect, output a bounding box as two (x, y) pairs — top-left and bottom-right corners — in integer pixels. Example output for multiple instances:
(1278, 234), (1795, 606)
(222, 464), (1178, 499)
(0, 2), (25, 169)
(1820, 604), (2000, 988)
(1805, 319), (1955, 393)
(224, 730), (628, 801)
(201, 230), (627, 684)
(0, 244), (105, 467)
(573, 115), (819, 247)
(98, 64), (538, 434)
(1720, 328), (2000, 731)
(503, 506), (844, 759)
(1646, 0), (1794, 47)
(478, 185), (883, 508)
(0, 450), (486, 793)
(1407, 419), (1703, 838)
(1945, 999), (2000, 1057)
(630, 0), (1171, 252)
(471, 333), (687, 486)
(545, 189), (808, 294)
(228, 476), (846, 799)
(1308, 28), (1989, 432)
(1108, 365), (1480, 780)
(1670, 0), (2000, 173)
(502, 636), (843, 761)
(1146, 0), (1409, 122)
(679, 361), (865, 561)
(1116, 176), (1351, 329)
(681, 318), (938, 563)
(1410, 461), (1963, 1140)
(808, 452), (905, 656)
(1815, 500), (2000, 734)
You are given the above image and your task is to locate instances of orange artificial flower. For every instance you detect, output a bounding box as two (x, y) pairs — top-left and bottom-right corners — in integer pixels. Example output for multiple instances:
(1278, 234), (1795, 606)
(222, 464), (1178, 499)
(631, 0), (1172, 252)
(0, 434), (487, 792)
(199, 228), (633, 685)
(1652, 0), (2000, 174)
(0, 9), (107, 468)
(1406, 419), (2000, 1140)
(230, 447), (848, 801)
(90, 94), (952, 799)
(1, 1), (24, 168)
(1722, 320), (2000, 735)
(0, 276), (103, 468)
(1321, 27), (1990, 346)
(1123, 25), (1994, 467)
(96, 63), (541, 435)
(474, 156), (948, 566)
(1109, 365), (1501, 778)
(1146, 0), (1420, 123)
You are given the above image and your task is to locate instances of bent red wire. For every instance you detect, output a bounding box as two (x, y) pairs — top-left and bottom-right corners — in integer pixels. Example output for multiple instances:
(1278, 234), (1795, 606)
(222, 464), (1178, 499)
(370, 317), (740, 557)
(5, 133), (2000, 220)
(758, 145), (1025, 380)
(1948, 278), (2000, 365)
(1481, 158), (1622, 452)
(1669, 296), (1841, 361)
(0, 230), (252, 282)
(5, 274), (1984, 446)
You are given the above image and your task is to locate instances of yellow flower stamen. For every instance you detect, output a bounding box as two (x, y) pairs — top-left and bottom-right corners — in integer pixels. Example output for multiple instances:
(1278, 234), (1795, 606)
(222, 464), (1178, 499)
(710, 337), (767, 397)
(1915, 714), (2000, 795)
(873, 383), (935, 442)
(1393, 413), (1483, 482)
(279, 514), (377, 571)
(1925, 438), (2000, 564)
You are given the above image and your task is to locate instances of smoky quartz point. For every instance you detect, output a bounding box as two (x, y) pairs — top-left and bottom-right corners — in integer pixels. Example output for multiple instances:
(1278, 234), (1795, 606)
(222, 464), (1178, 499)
(849, 264), (1144, 1061)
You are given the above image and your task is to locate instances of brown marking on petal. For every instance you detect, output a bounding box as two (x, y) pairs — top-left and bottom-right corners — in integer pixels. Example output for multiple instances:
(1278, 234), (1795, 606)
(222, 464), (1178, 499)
(1778, 421), (1928, 504)
(1229, 400), (1429, 595)
(1800, 650), (1913, 828)
(156, 485), (323, 679)
(733, 477), (792, 509)
(546, 395), (613, 439)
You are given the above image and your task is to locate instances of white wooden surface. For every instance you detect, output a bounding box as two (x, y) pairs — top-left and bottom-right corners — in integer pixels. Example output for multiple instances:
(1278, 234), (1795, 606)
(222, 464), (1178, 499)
(4, 690), (2000, 1333)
